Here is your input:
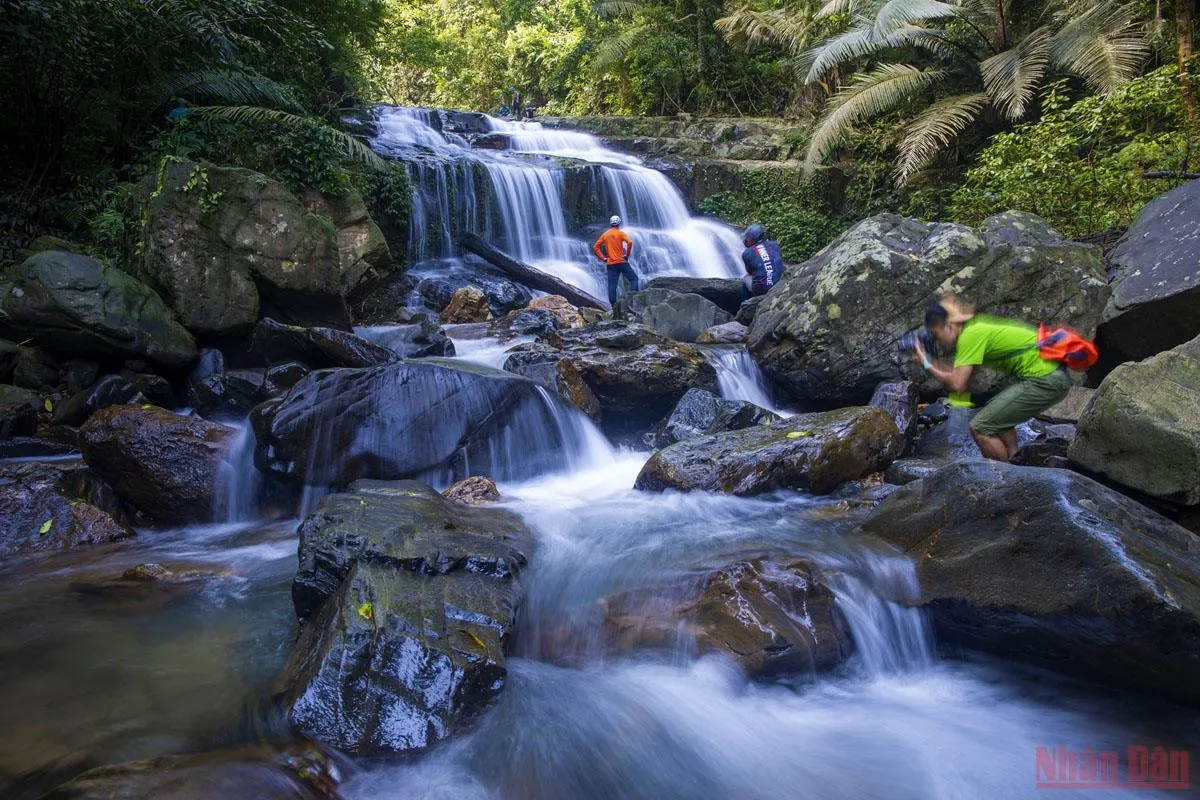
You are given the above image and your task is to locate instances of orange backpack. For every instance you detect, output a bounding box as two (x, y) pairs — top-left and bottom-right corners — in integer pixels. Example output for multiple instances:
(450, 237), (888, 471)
(1036, 324), (1099, 371)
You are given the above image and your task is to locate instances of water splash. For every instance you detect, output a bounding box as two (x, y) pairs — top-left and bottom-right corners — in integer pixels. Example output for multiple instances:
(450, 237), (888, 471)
(213, 420), (261, 523)
(703, 346), (790, 416)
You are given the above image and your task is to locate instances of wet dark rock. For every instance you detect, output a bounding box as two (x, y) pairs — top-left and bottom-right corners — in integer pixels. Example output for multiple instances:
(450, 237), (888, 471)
(63, 359), (100, 394)
(412, 266), (532, 316)
(663, 387), (777, 444)
(1011, 420), (1076, 468)
(443, 475), (501, 504)
(0, 251), (196, 368)
(264, 362), (310, 397)
(0, 436), (77, 459)
(254, 361), (560, 488)
(868, 381), (920, 451)
(747, 212), (1109, 404)
(0, 461), (133, 554)
(502, 320), (717, 436)
(188, 368), (265, 420)
(604, 558), (852, 676)
(527, 295), (585, 329)
(0, 384), (41, 438)
(490, 307), (558, 341)
(79, 405), (234, 524)
(1069, 335), (1200, 505)
(861, 460), (1200, 707)
(349, 270), (419, 325)
(277, 481), (532, 754)
(41, 741), (342, 800)
(54, 373), (175, 427)
(614, 288), (732, 343)
(695, 320), (748, 344)
(251, 318), (394, 369)
(734, 294), (765, 327)
(635, 406), (903, 496)
(1100, 179), (1200, 363)
(644, 277), (744, 315)
(139, 159), (389, 335)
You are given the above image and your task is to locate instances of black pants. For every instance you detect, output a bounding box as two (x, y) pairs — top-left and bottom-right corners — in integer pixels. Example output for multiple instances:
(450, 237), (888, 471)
(742, 275), (769, 301)
(606, 262), (639, 305)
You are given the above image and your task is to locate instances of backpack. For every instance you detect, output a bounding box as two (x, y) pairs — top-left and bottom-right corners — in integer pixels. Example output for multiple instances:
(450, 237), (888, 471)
(1036, 324), (1099, 371)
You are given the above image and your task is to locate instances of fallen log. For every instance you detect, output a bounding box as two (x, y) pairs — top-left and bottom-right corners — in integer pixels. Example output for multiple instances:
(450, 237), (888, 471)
(461, 233), (611, 312)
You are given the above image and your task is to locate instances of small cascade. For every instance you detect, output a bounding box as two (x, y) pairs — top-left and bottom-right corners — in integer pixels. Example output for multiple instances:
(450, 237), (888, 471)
(213, 420), (262, 523)
(370, 107), (744, 302)
(704, 346), (788, 415)
(822, 551), (935, 676)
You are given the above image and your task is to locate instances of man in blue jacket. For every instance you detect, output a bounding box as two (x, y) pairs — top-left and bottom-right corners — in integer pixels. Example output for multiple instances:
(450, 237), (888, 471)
(740, 223), (783, 300)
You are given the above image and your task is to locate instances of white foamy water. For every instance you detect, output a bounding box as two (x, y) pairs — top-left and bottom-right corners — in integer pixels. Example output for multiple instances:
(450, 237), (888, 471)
(704, 345), (791, 416)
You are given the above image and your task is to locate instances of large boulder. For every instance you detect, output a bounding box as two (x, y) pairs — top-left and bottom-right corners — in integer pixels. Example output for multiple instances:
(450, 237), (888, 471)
(139, 160), (390, 335)
(747, 212), (1109, 404)
(868, 381), (920, 451)
(1068, 335), (1200, 504)
(276, 481), (533, 755)
(253, 360), (574, 488)
(614, 288), (732, 343)
(503, 321), (717, 435)
(0, 384), (41, 438)
(251, 318), (394, 369)
(662, 387), (777, 444)
(0, 251), (196, 367)
(41, 742), (341, 800)
(603, 558), (852, 676)
(1100, 179), (1200, 363)
(635, 406), (902, 496)
(0, 461), (133, 555)
(79, 405), (234, 524)
(644, 277), (744, 315)
(860, 461), (1200, 706)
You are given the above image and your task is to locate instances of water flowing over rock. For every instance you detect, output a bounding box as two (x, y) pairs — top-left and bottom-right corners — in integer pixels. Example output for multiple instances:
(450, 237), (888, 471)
(1069, 335), (1200, 504)
(502, 320), (717, 435)
(251, 318), (395, 369)
(747, 212), (1109, 404)
(1100, 179), (1200, 363)
(614, 288), (732, 343)
(0, 461), (133, 554)
(635, 406), (902, 496)
(662, 387), (777, 444)
(254, 360), (598, 489)
(139, 159), (389, 335)
(860, 460), (1200, 706)
(276, 480), (533, 755)
(79, 405), (234, 524)
(354, 314), (455, 359)
(0, 251), (196, 368)
(603, 558), (853, 676)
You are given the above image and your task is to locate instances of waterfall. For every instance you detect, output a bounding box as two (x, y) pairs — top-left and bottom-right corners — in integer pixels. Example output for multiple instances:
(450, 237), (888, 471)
(371, 107), (744, 302)
(703, 346), (789, 416)
(213, 420), (262, 523)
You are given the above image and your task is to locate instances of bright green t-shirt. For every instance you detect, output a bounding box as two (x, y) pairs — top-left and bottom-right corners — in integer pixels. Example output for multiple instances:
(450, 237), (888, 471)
(952, 315), (1058, 379)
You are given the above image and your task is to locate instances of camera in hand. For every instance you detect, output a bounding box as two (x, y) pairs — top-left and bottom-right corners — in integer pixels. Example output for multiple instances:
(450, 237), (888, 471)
(897, 328), (934, 353)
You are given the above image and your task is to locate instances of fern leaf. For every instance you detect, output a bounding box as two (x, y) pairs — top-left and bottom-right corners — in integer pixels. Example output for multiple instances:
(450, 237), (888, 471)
(186, 106), (388, 171)
(895, 91), (989, 181)
(981, 26), (1052, 119)
(1051, 1), (1149, 93)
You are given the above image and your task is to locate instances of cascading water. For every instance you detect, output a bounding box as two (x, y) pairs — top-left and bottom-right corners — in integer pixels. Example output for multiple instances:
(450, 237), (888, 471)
(213, 420), (262, 523)
(703, 345), (790, 415)
(371, 107), (744, 303)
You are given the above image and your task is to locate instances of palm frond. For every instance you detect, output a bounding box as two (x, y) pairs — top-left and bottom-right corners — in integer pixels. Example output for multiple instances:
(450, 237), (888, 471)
(803, 64), (947, 173)
(716, 7), (814, 53)
(895, 91), (989, 181)
(159, 70), (302, 111)
(872, 0), (959, 37)
(593, 25), (649, 70)
(802, 23), (953, 82)
(597, 0), (649, 18)
(980, 26), (1052, 119)
(1051, 1), (1148, 93)
(186, 106), (388, 171)
(815, 0), (867, 20)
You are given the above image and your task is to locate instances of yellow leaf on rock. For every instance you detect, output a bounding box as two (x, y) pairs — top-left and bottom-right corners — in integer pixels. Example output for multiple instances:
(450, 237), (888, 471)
(786, 430), (813, 439)
(43, 398), (52, 412)
(38, 519), (53, 535)
(357, 602), (374, 622)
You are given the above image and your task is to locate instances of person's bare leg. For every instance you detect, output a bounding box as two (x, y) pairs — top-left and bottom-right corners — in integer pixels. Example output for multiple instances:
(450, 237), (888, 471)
(970, 426), (1012, 462)
(1002, 428), (1019, 460)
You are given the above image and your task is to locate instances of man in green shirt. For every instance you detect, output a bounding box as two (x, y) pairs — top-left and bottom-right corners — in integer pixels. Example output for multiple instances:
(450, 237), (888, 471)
(912, 295), (1071, 462)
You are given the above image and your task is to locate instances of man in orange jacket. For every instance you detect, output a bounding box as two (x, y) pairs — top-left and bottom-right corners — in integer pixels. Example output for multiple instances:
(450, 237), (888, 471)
(593, 215), (639, 306)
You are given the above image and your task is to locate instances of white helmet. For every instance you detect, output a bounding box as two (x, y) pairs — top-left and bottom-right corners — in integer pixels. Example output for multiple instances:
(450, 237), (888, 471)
(610, 215), (622, 226)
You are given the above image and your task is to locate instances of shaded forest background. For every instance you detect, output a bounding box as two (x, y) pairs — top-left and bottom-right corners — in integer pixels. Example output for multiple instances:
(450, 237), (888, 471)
(2, 0), (1198, 268)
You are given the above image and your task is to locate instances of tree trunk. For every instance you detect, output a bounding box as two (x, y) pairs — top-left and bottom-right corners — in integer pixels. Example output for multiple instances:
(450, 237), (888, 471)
(1179, 0), (1199, 128)
(460, 234), (611, 311)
